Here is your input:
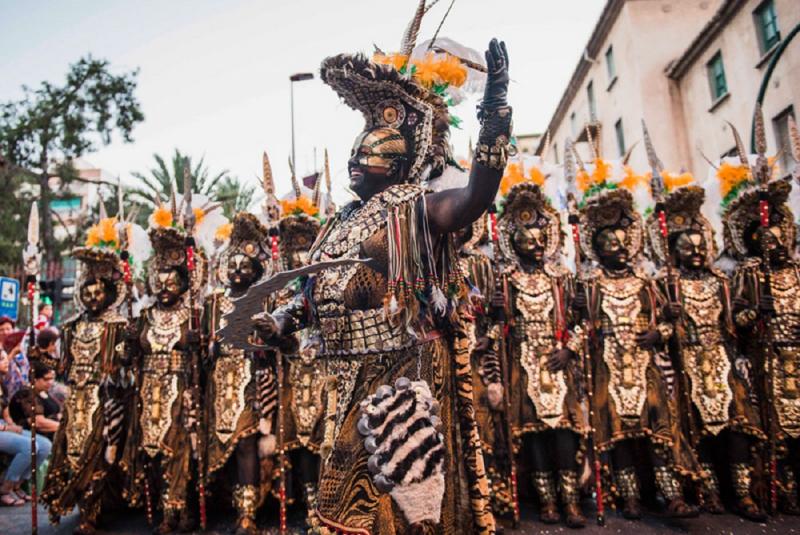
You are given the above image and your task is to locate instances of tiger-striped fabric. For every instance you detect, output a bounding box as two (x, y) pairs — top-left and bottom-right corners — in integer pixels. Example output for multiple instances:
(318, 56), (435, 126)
(452, 326), (497, 535)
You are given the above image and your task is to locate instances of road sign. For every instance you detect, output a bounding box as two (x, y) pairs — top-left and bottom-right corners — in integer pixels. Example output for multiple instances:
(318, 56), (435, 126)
(0, 277), (20, 321)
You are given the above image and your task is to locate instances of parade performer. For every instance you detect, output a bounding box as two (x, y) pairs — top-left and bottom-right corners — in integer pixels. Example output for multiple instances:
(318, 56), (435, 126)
(41, 213), (148, 534)
(495, 178), (587, 528)
(641, 125), (766, 521)
(222, 8), (511, 533)
(207, 205), (277, 533)
(572, 143), (698, 519)
(126, 185), (221, 533)
(274, 164), (326, 532)
(723, 111), (800, 515)
(454, 212), (514, 522)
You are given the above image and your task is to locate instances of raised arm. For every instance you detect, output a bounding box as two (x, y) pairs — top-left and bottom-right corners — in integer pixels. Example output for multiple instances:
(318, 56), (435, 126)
(425, 38), (512, 234)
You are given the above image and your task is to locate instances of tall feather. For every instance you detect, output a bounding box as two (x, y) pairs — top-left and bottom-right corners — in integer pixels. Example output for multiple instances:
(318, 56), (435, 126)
(426, 0), (456, 51)
(564, 138), (577, 196)
(117, 176), (126, 222)
(585, 126), (598, 160)
(726, 121), (750, 167)
(696, 145), (719, 171)
(288, 156), (301, 200)
(571, 143), (586, 172)
(754, 103), (769, 184)
(262, 151), (275, 195)
(622, 140), (639, 165)
(317, 149), (330, 210)
(400, 0), (436, 57)
(789, 115), (800, 164)
(98, 198), (108, 220)
(642, 120), (664, 202)
(183, 163), (195, 234)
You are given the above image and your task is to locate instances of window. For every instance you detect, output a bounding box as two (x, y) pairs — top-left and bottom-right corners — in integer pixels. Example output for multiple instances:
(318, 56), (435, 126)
(587, 81), (597, 120)
(614, 119), (626, 157)
(570, 112), (577, 135)
(773, 106), (796, 177)
(706, 52), (728, 101)
(605, 46), (616, 82)
(754, 0), (780, 54)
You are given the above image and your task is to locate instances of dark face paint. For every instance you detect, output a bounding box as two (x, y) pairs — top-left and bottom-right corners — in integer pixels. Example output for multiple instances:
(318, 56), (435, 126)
(80, 278), (112, 315)
(347, 127), (408, 201)
(596, 227), (629, 270)
(675, 231), (707, 271)
(154, 268), (187, 307)
(512, 225), (546, 264)
(227, 253), (258, 291)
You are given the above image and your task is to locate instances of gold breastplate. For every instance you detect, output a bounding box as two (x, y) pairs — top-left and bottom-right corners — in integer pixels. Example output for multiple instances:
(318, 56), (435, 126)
(681, 276), (732, 434)
(768, 266), (800, 436)
(512, 269), (566, 427)
(598, 274), (650, 419)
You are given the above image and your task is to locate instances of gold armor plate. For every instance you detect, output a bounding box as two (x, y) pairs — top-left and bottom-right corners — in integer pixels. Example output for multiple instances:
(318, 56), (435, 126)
(599, 275), (649, 419)
(512, 270), (567, 427)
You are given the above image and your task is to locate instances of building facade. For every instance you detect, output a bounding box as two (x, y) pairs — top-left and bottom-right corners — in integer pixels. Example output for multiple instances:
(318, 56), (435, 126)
(538, 0), (799, 180)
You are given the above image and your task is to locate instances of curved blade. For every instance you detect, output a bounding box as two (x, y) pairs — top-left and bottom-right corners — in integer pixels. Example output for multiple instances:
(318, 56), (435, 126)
(217, 257), (370, 350)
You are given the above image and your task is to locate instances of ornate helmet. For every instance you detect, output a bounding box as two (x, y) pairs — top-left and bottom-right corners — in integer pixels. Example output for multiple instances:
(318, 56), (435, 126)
(320, 1), (486, 183)
(74, 203), (151, 314)
(639, 121), (713, 266)
(146, 171), (223, 297)
(565, 130), (645, 264)
(278, 159), (322, 266)
(645, 186), (716, 266)
(498, 182), (562, 267)
(715, 105), (795, 259)
(216, 212), (276, 286)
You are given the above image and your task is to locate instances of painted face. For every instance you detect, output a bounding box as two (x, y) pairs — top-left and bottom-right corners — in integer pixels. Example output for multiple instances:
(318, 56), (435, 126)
(674, 231), (707, 270)
(153, 268), (187, 307)
(227, 253), (258, 289)
(512, 225), (547, 263)
(80, 278), (112, 315)
(753, 225), (789, 265)
(595, 227), (629, 269)
(348, 127), (408, 200)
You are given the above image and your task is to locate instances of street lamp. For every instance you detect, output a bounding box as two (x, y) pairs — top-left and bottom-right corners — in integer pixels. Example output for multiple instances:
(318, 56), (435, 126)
(290, 72), (314, 178)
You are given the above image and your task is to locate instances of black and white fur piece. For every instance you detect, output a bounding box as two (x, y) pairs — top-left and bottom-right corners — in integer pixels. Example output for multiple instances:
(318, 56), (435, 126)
(358, 377), (446, 525)
(256, 366), (278, 457)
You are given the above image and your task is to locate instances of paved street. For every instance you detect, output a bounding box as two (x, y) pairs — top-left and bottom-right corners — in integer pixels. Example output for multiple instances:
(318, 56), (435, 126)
(1, 502), (799, 534)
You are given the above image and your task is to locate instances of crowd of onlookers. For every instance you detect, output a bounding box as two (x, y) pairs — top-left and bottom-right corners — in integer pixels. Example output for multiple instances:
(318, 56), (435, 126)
(0, 303), (64, 507)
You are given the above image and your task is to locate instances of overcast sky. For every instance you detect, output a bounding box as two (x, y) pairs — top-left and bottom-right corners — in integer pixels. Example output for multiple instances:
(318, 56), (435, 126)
(1, 0), (604, 203)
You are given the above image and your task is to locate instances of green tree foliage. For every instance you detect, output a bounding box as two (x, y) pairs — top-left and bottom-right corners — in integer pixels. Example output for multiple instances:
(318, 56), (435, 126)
(0, 55), (144, 263)
(129, 149), (256, 223)
(215, 175), (257, 219)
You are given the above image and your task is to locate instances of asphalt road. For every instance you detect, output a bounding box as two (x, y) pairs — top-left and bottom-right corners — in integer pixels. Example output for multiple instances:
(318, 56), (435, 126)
(1, 502), (799, 534)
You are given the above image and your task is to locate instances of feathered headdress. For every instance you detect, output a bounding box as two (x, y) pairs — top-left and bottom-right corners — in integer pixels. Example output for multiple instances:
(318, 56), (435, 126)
(709, 106), (795, 258)
(322, 0), (485, 183)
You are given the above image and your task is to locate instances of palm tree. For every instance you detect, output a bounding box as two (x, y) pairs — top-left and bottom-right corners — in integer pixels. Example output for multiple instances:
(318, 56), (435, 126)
(215, 175), (258, 219)
(129, 149), (229, 206)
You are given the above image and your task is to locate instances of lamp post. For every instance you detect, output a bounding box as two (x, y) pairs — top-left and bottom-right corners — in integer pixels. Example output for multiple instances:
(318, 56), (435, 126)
(290, 72), (314, 176)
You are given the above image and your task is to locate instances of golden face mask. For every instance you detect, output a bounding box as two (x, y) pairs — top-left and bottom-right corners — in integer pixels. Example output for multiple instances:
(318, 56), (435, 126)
(350, 127), (408, 170)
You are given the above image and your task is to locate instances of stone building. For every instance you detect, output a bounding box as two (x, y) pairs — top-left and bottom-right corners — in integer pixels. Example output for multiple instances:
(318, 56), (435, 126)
(537, 0), (799, 179)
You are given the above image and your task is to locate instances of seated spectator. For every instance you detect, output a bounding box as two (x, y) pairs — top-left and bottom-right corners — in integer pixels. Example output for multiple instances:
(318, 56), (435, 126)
(10, 361), (60, 440)
(0, 350), (51, 506)
(0, 318), (27, 399)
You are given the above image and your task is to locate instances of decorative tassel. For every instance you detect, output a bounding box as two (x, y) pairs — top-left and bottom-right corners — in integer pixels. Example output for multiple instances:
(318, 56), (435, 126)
(431, 285), (447, 316)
